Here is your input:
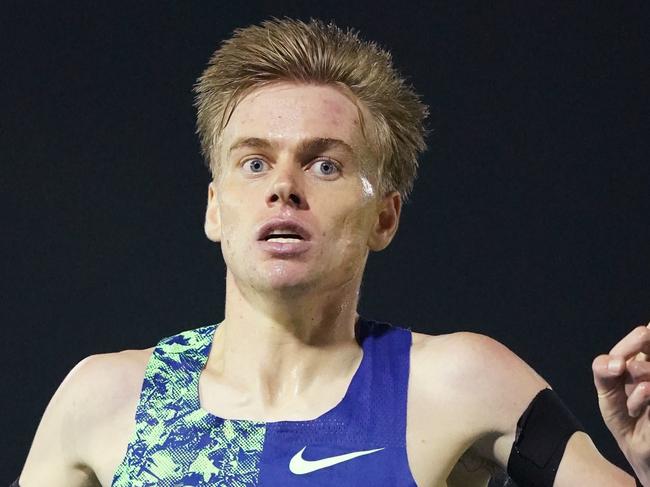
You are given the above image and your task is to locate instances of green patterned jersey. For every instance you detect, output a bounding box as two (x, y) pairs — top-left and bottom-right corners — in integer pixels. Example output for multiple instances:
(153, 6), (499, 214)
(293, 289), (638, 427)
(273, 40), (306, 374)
(111, 325), (266, 486)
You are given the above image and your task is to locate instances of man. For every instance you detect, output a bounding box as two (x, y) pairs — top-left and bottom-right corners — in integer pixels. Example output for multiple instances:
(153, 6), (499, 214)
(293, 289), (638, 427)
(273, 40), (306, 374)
(16, 18), (649, 486)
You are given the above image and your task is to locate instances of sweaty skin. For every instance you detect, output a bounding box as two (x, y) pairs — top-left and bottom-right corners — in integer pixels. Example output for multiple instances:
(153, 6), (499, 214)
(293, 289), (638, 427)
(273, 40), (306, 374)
(18, 82), (636, 487)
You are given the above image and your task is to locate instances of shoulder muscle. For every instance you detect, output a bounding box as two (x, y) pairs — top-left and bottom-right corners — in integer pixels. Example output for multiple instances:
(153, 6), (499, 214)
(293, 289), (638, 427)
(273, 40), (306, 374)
(20, 349), (150, 486)
(412, 331), (549, 466)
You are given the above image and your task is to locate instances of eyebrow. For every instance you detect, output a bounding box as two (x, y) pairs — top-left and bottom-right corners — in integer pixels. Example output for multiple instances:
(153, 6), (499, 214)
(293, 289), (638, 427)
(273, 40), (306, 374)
(227, 137), (356, 158)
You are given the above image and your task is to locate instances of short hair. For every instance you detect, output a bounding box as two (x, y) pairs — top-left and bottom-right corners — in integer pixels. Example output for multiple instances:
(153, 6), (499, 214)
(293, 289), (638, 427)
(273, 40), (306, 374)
(193, 17), (428, 201)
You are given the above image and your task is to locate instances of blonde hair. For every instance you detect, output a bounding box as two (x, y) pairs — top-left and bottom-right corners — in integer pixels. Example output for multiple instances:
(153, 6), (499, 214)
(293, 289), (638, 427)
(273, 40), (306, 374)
(193, 17), (428, 201)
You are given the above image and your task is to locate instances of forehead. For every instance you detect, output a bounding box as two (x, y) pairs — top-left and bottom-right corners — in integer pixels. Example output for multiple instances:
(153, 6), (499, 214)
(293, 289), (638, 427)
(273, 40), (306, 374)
(221, 82), (365, 150)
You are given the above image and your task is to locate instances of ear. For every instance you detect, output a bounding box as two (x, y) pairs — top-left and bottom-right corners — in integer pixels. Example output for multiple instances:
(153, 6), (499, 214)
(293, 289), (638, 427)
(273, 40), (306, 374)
(367, 191), (402, 251)
(204, 180), (221, 243)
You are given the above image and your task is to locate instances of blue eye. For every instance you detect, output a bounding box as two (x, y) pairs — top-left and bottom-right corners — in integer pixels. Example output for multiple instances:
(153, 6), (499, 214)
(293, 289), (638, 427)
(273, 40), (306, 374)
(312, 159), (340, 176)
(243, 158), (267, 173)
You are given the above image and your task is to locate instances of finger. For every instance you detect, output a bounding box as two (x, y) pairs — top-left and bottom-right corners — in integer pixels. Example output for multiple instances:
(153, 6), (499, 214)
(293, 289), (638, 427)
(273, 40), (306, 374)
(609, 324), (650, 359)
(593, 354), (633, 435)
(593, 354), (626, 393)
(627, 360), (650, 383)
(627, 381), (650, 418)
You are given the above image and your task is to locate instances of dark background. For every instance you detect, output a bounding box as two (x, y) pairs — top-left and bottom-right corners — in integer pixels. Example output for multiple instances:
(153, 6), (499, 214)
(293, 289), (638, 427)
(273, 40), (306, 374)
(2, 1), (646, 482)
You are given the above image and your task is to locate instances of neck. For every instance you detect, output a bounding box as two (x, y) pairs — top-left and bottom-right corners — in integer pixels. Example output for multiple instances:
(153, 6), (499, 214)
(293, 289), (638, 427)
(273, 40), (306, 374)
(206, 270), (363, 414)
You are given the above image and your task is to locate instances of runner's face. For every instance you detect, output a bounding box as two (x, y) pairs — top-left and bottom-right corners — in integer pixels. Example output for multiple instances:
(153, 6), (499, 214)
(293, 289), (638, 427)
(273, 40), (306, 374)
(206, 82), (389, 293)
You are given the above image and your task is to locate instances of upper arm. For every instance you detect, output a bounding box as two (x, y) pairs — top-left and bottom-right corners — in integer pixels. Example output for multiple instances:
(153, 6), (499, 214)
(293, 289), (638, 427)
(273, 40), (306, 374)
(446, 332), (550, 468)
(455, 334), (633, 486)
(19, 354), (121, 487)
(20, 349), (147, 487)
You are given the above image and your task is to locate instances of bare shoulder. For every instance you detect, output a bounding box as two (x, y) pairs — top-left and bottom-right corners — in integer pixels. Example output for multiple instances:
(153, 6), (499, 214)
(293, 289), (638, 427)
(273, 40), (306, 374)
(66, 348), (155, 459)
(412, 330), (547, 384)
(20, 347), (154, 487)
(409, 330), (549, 464)
(410, 330), (548, 427)
(71, 347), (154, 424)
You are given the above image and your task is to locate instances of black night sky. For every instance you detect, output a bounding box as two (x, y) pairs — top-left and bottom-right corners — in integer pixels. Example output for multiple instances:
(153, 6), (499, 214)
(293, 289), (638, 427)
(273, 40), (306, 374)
(1, 1), (645, 481)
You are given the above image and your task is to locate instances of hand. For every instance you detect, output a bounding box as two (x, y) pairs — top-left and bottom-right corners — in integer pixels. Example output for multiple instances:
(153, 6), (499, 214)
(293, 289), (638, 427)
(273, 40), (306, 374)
(593, 323), (650, 486)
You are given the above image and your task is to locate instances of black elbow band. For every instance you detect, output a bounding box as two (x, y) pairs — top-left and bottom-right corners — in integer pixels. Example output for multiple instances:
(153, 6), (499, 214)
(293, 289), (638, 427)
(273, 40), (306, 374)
(506, 388), (584, 487)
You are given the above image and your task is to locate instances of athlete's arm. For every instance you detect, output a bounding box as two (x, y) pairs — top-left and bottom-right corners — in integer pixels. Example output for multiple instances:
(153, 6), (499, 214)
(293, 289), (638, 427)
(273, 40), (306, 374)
(460, 333), (635, 486)
(18, 356), (105, 487)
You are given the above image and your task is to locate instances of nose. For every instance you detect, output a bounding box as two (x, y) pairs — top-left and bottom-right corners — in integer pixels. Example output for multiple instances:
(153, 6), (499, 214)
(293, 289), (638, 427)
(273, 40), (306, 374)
(266, 161), (307, 209)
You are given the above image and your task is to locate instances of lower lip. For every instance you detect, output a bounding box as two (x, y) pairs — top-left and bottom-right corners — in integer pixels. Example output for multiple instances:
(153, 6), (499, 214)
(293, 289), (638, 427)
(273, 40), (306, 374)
(257, 239), (312, 256)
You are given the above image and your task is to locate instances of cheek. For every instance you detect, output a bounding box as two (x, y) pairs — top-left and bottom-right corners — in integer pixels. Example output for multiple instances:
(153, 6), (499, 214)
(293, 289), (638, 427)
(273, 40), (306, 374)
(218, 198), (249, 253)
(329, 207), (373, 258)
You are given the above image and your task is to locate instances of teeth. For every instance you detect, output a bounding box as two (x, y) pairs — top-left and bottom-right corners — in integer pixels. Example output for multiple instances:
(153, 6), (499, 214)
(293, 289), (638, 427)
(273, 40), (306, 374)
(267, 237), (301, 243)
(269, 229), (297, 235)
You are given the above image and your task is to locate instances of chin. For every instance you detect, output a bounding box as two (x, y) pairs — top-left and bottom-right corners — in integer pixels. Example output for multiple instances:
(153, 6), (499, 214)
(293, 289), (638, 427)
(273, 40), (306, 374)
(256, 264), (317, 293)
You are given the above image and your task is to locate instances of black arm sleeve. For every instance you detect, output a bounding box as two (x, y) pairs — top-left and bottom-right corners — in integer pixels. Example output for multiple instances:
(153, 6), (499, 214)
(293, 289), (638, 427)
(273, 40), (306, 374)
(9, 479), (20, 487)
(506, 388), (584, 487)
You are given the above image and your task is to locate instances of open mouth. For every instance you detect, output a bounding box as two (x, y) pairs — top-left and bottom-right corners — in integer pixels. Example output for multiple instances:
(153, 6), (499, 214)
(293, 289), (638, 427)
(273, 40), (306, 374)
(257, 224), (312, 255)
(256, 218), (312, 244)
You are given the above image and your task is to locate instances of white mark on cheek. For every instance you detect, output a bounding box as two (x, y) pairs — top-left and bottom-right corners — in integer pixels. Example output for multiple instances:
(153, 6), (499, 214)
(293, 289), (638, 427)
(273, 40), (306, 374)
(360, 176), (375, 199)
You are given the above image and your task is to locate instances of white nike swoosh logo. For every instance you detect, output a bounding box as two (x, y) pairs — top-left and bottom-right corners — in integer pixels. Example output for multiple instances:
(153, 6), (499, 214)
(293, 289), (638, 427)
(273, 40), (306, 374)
(289, 446), (385, 474)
